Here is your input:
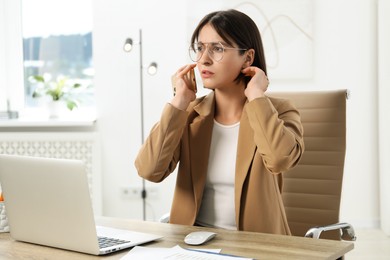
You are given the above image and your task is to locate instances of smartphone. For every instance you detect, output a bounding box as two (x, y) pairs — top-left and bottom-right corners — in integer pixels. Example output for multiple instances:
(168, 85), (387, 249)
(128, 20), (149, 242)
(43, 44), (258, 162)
(172, 68), (197, 96)
(188, 68), (197, 93)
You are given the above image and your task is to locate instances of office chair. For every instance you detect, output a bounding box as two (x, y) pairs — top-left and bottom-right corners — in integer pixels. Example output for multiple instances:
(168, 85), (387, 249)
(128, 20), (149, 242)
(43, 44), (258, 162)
(268, 89), (355, 241)
(159, 89), (356, 241)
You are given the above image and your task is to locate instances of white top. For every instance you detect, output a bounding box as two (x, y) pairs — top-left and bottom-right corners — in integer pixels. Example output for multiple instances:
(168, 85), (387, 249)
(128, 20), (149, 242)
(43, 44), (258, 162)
(196, 120), (240, 230)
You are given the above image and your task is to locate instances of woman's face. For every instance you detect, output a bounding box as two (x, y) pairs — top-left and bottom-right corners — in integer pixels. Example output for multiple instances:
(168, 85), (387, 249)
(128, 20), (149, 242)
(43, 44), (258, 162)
(196, 24), (247, 90)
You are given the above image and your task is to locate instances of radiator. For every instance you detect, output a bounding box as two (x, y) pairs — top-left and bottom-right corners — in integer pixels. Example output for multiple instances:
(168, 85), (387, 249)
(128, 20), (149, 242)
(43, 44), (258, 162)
(0, 132), (102, 214)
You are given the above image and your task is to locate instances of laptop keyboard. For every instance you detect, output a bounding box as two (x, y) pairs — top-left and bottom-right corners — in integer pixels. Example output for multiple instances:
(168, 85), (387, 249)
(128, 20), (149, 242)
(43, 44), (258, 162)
(98, 236), (131, 249)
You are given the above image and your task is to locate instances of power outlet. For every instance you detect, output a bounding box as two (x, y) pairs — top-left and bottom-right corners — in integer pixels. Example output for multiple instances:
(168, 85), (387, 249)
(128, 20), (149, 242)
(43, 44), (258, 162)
(121, 186), (142, 199)
(121, 186), (158, 199)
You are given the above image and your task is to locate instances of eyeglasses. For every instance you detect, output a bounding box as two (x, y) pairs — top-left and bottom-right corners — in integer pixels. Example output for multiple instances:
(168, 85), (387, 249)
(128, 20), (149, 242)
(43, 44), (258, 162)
(189, 42), (247, 62)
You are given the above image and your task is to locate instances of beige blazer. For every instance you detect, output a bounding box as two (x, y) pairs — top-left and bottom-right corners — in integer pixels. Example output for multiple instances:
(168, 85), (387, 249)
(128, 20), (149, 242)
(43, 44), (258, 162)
(135, 92), (304, 235)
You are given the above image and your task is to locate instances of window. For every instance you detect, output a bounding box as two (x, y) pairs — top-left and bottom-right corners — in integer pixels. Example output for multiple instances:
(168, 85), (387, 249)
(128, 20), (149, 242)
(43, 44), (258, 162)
(0, 0), (94, 115)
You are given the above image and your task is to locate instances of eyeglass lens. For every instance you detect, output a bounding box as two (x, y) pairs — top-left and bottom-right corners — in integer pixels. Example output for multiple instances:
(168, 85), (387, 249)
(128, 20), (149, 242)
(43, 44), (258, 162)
(189, 42), (225, 62)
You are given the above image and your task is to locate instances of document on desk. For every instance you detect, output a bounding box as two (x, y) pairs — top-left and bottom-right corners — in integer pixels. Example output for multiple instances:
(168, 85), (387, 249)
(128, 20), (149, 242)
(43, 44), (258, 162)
(121, 245), (254, 260)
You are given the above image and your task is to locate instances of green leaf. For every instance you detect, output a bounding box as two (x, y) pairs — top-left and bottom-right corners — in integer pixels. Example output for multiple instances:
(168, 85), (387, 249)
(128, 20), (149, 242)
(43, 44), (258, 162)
(66, 100), (78, 110)
(32, 75), (45, 82)
(46, 89), (59, 100)
(32, 91), (41, 98)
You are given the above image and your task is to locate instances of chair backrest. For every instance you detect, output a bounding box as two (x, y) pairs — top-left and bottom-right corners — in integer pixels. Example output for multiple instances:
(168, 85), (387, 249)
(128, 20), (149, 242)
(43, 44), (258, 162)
(268, 89), (348, 240)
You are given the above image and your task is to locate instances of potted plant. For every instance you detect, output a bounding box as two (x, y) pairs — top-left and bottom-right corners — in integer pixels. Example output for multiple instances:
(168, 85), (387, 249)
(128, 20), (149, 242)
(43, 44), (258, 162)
(29, 74), (90, 118)
(29, 74), (83, 109)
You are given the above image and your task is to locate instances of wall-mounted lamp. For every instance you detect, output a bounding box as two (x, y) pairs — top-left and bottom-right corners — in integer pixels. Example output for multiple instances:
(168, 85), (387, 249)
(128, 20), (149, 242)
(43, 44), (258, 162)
(123, 38), (133, 52)
(147, 62), (158, 75)
(124, 29), (157, 221)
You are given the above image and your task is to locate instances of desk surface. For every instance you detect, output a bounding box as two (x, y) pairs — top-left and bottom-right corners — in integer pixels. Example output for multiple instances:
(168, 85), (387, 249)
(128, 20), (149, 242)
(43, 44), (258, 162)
(0, 216), (353, 260)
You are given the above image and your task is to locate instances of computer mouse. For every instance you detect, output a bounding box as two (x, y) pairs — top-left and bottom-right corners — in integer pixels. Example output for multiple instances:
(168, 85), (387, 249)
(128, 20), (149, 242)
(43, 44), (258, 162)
(184, 231), (217, 245)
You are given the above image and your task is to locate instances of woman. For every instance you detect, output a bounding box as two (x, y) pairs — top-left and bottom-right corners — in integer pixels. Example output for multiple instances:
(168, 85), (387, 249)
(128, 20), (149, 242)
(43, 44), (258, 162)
(135, 9), (304, 235)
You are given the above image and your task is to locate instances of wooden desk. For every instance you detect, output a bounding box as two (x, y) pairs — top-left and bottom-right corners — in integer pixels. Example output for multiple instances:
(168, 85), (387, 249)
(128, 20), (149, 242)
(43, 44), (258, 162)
(0, 216), (353, 260)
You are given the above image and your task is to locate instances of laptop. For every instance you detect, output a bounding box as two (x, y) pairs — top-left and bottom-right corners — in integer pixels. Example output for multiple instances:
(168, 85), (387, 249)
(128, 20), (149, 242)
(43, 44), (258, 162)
(0, 154), (163, 255)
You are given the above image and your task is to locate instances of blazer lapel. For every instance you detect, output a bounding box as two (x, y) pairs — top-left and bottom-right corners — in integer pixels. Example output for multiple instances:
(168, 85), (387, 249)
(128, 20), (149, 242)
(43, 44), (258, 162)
(189, 92), (215, 210)
(235, 105), (257, 223)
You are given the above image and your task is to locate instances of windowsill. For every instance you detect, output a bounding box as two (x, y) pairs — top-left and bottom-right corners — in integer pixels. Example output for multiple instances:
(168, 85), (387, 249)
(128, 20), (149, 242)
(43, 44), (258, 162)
(0, 108), (97, 128)
(0, 117), (96, 128)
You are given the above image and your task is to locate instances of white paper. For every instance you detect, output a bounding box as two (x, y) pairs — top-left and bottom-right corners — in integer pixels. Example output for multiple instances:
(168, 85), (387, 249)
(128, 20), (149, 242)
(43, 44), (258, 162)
(121, 245), (253, 260)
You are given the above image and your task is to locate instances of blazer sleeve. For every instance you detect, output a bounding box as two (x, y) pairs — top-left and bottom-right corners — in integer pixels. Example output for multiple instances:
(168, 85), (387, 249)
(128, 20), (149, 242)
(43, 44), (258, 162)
(245, 96), (304, 174)
(134, 103), (188, 182)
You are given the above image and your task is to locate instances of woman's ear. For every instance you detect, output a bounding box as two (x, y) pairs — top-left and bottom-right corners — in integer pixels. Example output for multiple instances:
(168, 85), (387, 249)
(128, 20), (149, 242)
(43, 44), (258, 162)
(243, 49), (255, 68)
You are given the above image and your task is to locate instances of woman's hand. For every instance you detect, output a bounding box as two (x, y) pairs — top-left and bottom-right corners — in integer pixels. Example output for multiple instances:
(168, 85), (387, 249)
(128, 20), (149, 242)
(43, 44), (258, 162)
(170, 64), (197, 110)
(241, 66), (269, 101)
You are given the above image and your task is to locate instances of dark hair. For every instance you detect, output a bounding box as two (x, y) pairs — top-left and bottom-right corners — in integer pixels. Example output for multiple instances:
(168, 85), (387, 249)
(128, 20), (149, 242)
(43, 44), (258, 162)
(191, 9), (267, 84)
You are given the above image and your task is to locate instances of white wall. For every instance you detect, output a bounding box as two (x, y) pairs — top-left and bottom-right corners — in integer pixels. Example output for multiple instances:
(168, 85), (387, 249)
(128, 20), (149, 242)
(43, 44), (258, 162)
(312, 0), (379, 229)
(93, 0), (383, 229)
(378, 0), (390, 235)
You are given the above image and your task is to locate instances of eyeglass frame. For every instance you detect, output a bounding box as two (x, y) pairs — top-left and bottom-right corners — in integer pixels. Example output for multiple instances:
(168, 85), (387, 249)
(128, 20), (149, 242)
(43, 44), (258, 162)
(189, 41), (248, 62)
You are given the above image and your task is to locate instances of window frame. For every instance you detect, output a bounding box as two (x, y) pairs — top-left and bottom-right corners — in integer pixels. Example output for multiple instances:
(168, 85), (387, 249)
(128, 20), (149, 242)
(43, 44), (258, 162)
(0, 0), (24, 112)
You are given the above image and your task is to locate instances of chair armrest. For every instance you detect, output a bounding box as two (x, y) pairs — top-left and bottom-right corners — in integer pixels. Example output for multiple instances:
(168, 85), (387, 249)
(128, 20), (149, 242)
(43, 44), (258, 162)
(159, 213), (170, 223)
(304, 222), (357, 241)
